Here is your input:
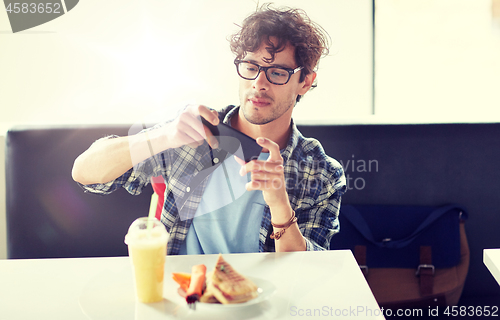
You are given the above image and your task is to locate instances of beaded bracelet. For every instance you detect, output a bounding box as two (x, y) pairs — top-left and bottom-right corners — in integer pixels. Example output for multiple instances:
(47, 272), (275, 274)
(270, 210), (298, 240)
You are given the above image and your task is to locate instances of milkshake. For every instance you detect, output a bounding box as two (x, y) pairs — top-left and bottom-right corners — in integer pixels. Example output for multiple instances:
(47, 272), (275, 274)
(125, 217), (169, 303)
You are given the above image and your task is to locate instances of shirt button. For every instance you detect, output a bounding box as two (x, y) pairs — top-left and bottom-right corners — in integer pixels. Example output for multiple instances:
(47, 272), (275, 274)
(186, 187), (191, 192)
(213, 158), (219, 164)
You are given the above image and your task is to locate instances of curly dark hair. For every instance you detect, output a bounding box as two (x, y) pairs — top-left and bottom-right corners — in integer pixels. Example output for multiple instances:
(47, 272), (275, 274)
(229, 3), (330, 102)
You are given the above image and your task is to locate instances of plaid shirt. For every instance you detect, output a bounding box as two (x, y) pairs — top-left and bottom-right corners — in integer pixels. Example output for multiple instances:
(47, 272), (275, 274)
(80, 105), (346, 254)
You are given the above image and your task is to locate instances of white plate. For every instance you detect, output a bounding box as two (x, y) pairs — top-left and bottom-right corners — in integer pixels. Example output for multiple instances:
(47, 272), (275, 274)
(196, 277), (276, 309)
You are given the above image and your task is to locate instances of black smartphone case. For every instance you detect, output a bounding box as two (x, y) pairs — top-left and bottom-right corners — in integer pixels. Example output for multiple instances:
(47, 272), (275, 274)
(201, 117), (262, 162)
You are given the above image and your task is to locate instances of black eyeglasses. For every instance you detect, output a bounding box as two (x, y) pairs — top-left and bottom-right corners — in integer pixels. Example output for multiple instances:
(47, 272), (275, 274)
(234, 59), (303, 85)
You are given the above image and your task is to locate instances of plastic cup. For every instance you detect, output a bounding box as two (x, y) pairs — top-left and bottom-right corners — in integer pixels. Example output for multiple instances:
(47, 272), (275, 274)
(124, 217), (169, 303)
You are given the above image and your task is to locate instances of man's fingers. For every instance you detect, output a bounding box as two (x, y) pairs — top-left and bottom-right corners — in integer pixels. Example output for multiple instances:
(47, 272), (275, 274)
(196, 105), (220, 148)
(250, 170), (283, 183)
(181, 105), (222, 149)
(197, 105), (219, 126)
(245, 178), (284, 191)
(239, 160), (283, 176)
(180, 132), (204, 149)
(256, 137), (281, 162)
(238, 137), (282, 176)
(233, 155), (246, 166)
(177, 118), (205, 143)
(178, 110), (206, 139)
(203, 125), (219, 149)
(251, 171), (276, 181)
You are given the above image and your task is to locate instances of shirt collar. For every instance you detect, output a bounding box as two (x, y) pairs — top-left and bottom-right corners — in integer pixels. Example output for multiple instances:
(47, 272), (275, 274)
(222, 105), (239, 125)
(281, 118), (300, 163)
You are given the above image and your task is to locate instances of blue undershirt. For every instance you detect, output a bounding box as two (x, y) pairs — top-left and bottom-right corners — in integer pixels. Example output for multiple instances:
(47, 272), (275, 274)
(179, 152), (269, 255)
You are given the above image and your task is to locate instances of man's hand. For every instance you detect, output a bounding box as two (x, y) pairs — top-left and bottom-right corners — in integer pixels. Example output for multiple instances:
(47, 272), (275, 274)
(158, 105), (219, 150)
(72, 104), (219, 186)
(238, 137), (290, 212)
(238, 137), (305, 251)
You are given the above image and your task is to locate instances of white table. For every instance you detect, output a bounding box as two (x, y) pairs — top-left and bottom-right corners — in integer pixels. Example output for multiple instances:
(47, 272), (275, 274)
(484, 249), (500, 286)
(0, 250), (384, 319)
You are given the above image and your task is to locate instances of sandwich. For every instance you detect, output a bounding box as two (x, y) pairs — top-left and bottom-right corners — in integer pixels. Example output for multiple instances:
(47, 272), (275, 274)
(200, 254), (258, 304)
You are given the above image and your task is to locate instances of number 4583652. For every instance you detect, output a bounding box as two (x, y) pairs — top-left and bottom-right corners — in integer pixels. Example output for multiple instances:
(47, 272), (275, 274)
(444, 306), (499, 317)
(5, 3), (62, 14)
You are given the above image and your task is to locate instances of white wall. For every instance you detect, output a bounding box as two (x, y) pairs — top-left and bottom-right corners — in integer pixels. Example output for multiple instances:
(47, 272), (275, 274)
(375, 0), (500, 122)
(0, 0), (373, 127)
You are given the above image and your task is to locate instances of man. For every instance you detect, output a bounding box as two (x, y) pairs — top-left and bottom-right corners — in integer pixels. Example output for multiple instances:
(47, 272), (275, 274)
(72, 4), (346, 255)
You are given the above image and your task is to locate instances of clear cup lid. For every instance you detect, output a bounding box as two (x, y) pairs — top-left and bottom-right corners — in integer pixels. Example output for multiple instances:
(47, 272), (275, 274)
(124, 217), (169, 247)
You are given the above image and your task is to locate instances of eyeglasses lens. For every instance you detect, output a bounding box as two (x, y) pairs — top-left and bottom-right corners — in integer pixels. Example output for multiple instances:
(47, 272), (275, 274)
(237, 62), (290, 85)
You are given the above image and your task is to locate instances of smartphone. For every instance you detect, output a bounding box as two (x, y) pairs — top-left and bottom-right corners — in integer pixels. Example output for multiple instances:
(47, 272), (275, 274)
(201, 117), (262, 162)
